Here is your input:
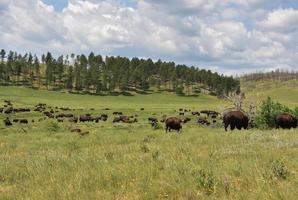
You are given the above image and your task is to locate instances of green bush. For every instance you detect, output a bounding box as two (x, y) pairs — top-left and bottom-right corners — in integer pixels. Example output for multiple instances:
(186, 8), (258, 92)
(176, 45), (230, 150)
(175, 86), (184, 95)
(254, 97), (292, 129)
(270, 159), (289, 180)
(46, 121), (60, 132)
(194, 169), (217, 195)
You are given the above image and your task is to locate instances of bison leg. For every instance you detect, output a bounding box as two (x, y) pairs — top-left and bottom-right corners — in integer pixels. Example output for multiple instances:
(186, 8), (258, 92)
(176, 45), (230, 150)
(224, 123), (228, 131)
(230, 124), (235, 131)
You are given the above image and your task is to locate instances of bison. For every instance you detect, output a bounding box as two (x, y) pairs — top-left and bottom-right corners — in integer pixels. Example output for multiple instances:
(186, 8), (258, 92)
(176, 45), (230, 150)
(182, 117), (191, 123)
(148, 117), (158, 127)
(274, 113), (297, 129)
(4, 107), (13, 114)
(223, 111), (248, 131)
(19, 119), (28, 124)
(79, 115), (94, 122)
(165, 117), (182, 133)
(4, 117), (12, 126)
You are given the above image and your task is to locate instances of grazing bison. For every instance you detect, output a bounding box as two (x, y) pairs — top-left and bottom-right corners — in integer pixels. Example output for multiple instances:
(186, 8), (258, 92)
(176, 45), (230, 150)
(201, 110), (220, 117)
(274, 113), (297, 129)
(4, 107), (13, 114)
(198, 118), (210, 126)
(4, 117), (12, 126)
(71, 128), (81, 133)
(100, 114), (108, 121)
(182, 117), (191, 123)
(148, 117), (158, 127)
(19, 119), (28, 124)
(69, 117), (78, 123)
(79, 115), (94, 122)
(192, 111), (200, 116)
(223, 111), (248, 131)
(165, 117), (182, 133)
(113, 111), (123, 115)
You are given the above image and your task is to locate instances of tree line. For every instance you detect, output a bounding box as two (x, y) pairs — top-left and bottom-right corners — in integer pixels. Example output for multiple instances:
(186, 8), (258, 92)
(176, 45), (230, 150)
(0, 49), (240, 96)
(242, 69), (298, 82)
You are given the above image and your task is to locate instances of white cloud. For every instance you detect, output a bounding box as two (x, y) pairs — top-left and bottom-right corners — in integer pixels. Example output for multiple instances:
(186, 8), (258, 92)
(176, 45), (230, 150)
(0, 0), (297, 74)
(259, 8), (298, 33)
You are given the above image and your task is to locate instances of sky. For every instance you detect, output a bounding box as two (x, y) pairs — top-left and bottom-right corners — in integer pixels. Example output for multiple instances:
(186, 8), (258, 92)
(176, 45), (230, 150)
(0, 0), (298, 75)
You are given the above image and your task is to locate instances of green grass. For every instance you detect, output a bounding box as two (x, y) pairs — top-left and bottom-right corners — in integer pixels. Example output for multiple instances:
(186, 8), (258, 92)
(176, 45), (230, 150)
(0, 86), (223, 110)
(242, 79), (298, 108)
(0, 86), (298, 199)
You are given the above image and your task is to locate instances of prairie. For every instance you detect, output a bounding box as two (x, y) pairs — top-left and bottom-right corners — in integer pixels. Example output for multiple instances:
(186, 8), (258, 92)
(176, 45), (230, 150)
(0, 85), (297, 200)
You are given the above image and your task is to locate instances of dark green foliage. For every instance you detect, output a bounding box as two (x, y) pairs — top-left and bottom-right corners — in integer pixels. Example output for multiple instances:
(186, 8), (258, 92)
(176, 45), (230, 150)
(175, 86), (184, 95)
(0, 49), (239, 95)
(255, 97), (293, 129)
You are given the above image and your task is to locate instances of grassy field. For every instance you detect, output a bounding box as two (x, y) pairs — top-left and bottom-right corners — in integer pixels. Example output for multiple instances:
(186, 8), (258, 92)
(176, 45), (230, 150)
(0, 86), (298, 199)
(242, 79), (298, 108)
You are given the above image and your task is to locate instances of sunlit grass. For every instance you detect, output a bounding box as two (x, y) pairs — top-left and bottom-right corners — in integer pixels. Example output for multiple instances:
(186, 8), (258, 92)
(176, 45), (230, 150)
(0, 86), (297, 199)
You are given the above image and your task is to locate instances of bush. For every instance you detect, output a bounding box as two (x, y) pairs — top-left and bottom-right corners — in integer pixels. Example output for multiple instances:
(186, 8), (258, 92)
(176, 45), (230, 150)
(175, 86), (184, 95)
(46, 121), (60, 132)
(270, 159), (289, 180)
(254, 97), (292, 129)
(194, 169), (217, 195)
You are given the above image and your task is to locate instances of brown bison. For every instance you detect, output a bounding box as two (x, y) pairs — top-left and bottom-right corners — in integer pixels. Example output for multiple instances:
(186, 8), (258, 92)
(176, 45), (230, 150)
(274, 113), (297, 129)
(79, 115), (94, 122)
(148, 117), (158, 127)
(4, 117), (12, 126)
(4, 107), (13, 114)
(165, 117), (182, 133)
(223, 111), (248, 131)
(19, 119), (28, 124)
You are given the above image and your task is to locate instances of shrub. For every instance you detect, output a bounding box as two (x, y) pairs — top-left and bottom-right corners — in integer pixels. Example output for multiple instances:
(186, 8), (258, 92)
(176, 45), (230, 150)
(270, 159), (289, 180)
(46, 121), (60, 132)
(194, 169), (217, 195)
(254, 97), (292, 129)
(175, 86), (184, 95)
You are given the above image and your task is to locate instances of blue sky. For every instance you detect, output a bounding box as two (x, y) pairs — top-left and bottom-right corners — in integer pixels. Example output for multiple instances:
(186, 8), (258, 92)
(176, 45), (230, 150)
(43, 0), (67, 11)
(1, 0), (298, 75)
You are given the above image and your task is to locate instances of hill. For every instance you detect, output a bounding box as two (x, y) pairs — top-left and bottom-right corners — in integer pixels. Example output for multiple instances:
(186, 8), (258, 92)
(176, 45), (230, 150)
(241, 79), (298, 108)
(0, 86), (225, 111)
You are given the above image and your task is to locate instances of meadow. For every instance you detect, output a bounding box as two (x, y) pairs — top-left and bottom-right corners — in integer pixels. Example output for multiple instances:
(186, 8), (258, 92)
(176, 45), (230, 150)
(0, 84), (298, 199)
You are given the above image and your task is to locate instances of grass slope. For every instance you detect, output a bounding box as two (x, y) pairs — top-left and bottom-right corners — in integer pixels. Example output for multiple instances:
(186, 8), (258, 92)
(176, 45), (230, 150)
(241, 79), (298, 108)
(0, 86), (297, 199)
(0, 86), (224, 111)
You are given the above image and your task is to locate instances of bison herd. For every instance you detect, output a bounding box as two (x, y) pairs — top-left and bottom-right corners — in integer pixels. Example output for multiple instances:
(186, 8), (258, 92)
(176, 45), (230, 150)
(1, 100), (298, 133)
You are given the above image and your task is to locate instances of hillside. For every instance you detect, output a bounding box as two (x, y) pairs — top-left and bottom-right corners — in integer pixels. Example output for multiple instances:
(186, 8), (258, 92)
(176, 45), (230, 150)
(241, 79), (298, 108)
(0, 86), (226, 111)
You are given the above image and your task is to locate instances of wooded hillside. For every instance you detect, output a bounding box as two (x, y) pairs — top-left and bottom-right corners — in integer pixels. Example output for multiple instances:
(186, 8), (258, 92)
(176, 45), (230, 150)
(0, 49), (239, 96)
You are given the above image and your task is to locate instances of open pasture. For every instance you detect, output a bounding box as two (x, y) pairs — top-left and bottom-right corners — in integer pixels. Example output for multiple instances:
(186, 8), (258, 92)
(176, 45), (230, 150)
(0, 86), (298, 199)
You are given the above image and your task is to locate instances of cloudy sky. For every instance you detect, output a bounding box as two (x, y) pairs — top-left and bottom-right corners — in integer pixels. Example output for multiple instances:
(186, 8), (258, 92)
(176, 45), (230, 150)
(0, 0), (297, 75)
